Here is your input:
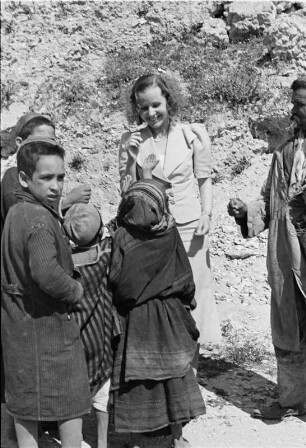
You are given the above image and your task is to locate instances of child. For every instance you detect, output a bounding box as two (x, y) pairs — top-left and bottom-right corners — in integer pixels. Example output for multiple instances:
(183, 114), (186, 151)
(1, 136), (91, 448)
(1, 112), (91, 225)
(109, 176), (206, 448)
(63, 203), (121, 448)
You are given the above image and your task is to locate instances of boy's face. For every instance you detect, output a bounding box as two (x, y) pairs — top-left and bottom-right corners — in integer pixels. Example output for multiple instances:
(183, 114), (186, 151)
(20, 155), (65, 207)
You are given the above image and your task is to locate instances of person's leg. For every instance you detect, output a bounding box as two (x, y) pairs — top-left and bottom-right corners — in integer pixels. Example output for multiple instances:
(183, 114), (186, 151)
(92, 379), (110, 448)
(96, 410), (108, 448)
(170, 424), (190, 448)
(252, 284), (306, 420)
(276, 345), (306, 410)
(58, 418), (83, 448)
(177, 222), (222, 345)
(277, 283), (306, 410)
(14, 417), (38, 448)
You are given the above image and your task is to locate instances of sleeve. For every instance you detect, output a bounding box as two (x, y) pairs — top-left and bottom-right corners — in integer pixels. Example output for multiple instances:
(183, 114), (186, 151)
(190, 123), (212, 179)
(236, 200), (267, 238)
(1, 167), (22, 220)
(108, 230), (124, 289)
(28, 223), (83, 305)
(118, 132), (132, 188)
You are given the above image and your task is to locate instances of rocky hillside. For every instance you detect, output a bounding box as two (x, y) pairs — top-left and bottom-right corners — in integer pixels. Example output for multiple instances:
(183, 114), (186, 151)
(2, 2), (306, 447)
(1, 0), (306, 317)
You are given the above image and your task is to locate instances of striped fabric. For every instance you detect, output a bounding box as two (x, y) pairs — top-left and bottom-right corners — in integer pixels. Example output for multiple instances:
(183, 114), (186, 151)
(72, 238), (117, 395)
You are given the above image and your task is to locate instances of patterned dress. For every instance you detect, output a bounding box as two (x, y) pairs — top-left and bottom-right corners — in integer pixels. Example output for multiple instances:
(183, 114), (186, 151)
(72, 236), (120, 395)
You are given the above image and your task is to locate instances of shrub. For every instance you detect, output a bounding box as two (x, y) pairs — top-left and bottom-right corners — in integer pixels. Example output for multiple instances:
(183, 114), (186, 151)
(230, 155), (252, 178)
(221, 319), (271, 366)
(104, 36), (269, 123)
(61, 78), (91, 107)
(1, 79), (18, 109)
(69, 153), (86, 171)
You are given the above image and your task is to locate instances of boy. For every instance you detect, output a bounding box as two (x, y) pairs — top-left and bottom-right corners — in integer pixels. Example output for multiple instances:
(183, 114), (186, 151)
(1, 136), (91, 448)
(1, 112), (91, 225)
(63, 203), (121, 448)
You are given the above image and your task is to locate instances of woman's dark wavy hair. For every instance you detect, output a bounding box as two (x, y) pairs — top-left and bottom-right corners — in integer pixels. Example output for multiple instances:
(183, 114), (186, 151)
(126, 73), (185, 125)
(17, 142), (65, 178)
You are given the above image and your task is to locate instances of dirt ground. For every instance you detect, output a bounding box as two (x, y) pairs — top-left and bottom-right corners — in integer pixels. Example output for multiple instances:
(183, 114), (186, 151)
(2, 356), (306, 448)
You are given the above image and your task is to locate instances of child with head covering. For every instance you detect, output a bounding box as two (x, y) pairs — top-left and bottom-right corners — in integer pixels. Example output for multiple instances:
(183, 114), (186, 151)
(109, 177), (206, 448)
(63, 203), (121, 448)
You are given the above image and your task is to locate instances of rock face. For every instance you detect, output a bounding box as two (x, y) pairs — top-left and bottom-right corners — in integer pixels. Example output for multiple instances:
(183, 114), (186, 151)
(199, 17), (229, 48)
(144, 1), (210, 36)
(225, 1), (277, 42)
(263, 15), (306, 69)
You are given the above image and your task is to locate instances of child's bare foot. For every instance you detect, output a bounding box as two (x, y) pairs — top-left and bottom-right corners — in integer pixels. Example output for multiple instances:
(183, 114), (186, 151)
(172, 436), (191, 448)
(171, 424), (191, 448)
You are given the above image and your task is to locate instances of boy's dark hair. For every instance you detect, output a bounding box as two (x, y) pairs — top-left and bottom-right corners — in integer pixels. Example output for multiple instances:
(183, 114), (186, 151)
(17, 141), (65, 178)
(291, 77), (306, 91)
(18, 117), (55, 140)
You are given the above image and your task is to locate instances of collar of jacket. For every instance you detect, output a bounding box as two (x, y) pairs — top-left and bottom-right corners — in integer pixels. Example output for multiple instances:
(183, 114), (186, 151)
(15, 191), (64, 224)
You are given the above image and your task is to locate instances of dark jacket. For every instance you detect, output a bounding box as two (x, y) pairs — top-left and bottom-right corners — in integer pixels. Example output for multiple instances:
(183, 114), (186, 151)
(236, 136), (306, 351)
(1, 167), (21, 232)
(1, 192), (91, 420)
(110, 224), (198, 389)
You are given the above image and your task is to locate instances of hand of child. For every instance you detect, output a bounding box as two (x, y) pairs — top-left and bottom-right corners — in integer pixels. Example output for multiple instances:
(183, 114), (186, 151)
(62, 185), (92, 210)
(142, 154), (159, 179)
(121, 175), (132, 196)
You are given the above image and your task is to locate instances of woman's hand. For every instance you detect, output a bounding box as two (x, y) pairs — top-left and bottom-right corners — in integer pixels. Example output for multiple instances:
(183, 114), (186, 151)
(126, 131), (143, 162)
(194, 213), (210, 236)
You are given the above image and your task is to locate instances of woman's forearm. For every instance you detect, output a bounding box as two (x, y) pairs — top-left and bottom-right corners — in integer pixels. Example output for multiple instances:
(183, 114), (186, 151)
(198, 177), (213, 216)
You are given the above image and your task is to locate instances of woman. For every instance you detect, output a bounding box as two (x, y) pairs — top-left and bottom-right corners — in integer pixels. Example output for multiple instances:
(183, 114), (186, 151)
(118, 73), (221, 345)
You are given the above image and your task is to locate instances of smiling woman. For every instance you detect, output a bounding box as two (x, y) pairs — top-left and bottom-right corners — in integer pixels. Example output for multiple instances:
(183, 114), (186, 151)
(118, 73), (222, 347)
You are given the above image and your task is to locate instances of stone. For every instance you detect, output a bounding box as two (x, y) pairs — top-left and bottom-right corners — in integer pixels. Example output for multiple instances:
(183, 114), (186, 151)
(0, 101), (28, 130)
(274, 1), (297, 14)
(263, 15), (306, 68)
(198, 17), (229, 47)
(226, 1), (276, 42)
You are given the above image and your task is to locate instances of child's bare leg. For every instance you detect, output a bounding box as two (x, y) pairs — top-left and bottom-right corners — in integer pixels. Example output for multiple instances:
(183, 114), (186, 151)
(96, 410), (108, 448)
(170, 424), (191, 448)
(58, 417), (82, 448)
(92, 379), (111, 448)
(14, 417), (38, 448)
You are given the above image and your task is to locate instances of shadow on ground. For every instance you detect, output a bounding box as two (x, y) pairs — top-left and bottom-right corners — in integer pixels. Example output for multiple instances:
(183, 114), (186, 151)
(197, 354), (306, 426)
(1, 356), (305, 448)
